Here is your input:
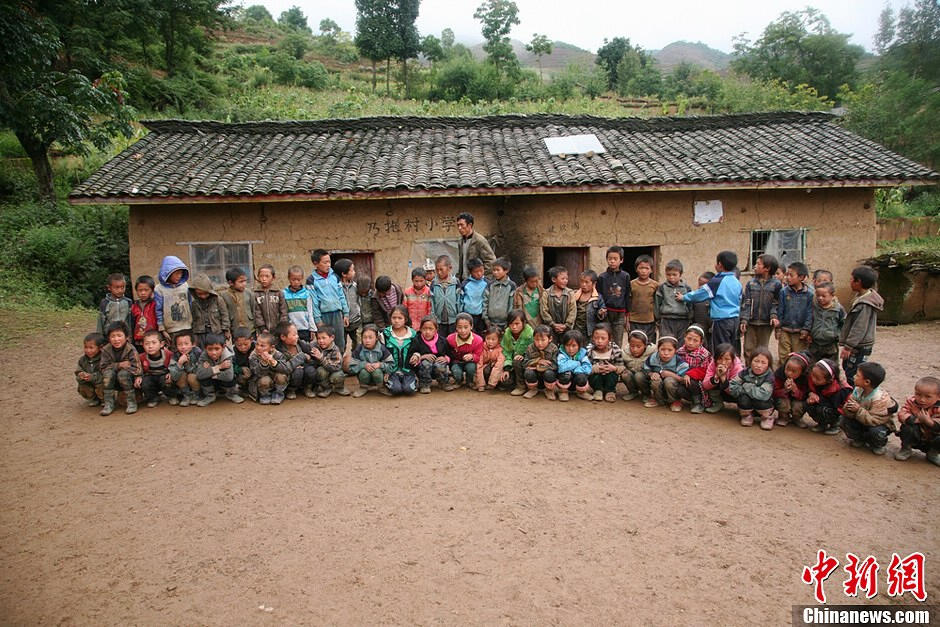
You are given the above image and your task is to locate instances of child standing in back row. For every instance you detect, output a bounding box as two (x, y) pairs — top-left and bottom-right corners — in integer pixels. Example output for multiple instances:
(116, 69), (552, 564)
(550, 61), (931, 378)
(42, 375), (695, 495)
(572, 270), (606, 340)
(740, 254), (781, 361)
(839, 266), (884, 381)
(307, 250), (350, 356)
(253, 264), (288, 335)
(335, 259), (360, 352)
(654, 259), (691, 341)
(629, 255), (658, 341)
(220, 267), (254, 336)
(459, 258), (488, 335)
(404, 267), (432, 329)
(97, 273), (134, 336)
(154, 256), (192, 344)
(679, 251), (742, 354)
(431, 255), (460, 338)
(597, 247), (631, 347)
(773, 261), (813, 365)
(190, 273), (230, 348)
(482, 258), (516, 333)
(131, 275), (158, 352)
(283, 265), (317, 342)
(513, 266), (544, 328)
(541, 266), (576, 345)
(808, 282), (844, 362)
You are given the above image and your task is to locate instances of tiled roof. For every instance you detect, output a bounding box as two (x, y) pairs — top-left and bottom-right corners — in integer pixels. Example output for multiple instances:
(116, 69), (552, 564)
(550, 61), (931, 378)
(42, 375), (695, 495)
(69, 112), (939, 202)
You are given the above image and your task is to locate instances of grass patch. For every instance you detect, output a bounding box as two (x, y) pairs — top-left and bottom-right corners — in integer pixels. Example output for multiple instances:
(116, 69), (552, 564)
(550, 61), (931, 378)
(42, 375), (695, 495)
(0, 305), (95, 346)
(877, 235), (940, 254)
(0, 130), (26, 157)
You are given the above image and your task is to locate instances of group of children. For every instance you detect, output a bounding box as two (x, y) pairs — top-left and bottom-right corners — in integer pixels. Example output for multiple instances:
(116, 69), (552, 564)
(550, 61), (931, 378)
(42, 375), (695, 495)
(77, 247), (939, 466)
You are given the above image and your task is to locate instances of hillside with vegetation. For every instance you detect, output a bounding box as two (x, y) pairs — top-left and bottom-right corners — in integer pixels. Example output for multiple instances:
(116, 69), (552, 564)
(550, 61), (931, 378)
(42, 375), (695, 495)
(650, 41), (731, 73)
(0, 0), (937, 311)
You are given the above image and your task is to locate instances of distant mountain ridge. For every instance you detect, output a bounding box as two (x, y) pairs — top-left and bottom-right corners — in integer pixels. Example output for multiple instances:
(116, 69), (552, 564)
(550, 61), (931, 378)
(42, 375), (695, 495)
(469, 39), (731, 75)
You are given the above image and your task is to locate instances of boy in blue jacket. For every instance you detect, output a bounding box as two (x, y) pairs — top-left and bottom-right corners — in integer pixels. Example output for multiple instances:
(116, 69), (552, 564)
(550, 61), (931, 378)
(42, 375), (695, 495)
(678, 250), (742, 354)
(773, 261), (814, 365)
(307, 249), (349, 355)
(460, 257), (488, 335)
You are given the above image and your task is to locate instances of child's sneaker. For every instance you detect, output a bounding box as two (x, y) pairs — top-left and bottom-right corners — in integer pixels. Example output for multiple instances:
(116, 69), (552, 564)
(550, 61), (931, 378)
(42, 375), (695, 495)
(197, 391), (217, 407)
(168, 396), (180, 406)
(179, 392), (193, 407)
(850, 439), (866, 448)
(775, 415), (789, 427)
(146, 399), (159, 408)
(259, 394), (272, 405)
(523, 388), (539, 399)
(317, 387), (332, 398)
(378, 386), (393, 396)
(621, 392), (637, 401)
(759, 415), (775, 430)
(510, 386), (526, 396)
(871, 445), (886, 455)
(894, 446), (913, 461)
(823, 426), (841, 435)
(225, 389), (244, 404)
(690, 403), (704, 414)
(739, 411), (754, 427)
(643, 398), (659, 408)
(336, 386), (351, 396)
(577, 391), (593, 401)
(605, 392), (617, 403)
(592, 390), (603, 401)
(558, 390), (569, 402)
(705, 401), (723, 413)
(669, 401), (683, 412)
(285, 389), (297, 400)
(420, 385), (432, 394)
(926, 450), (940, 466)
(810, 424), (825, 433)
(544, 388), (556, 401)
(304, 384), (316, 398)
(443, 382), (458, 392)
(270, 390), (285, 405)
(352, 387), (369, 398)
(86, 397), (101, 407)
(475, 386), (486, 392)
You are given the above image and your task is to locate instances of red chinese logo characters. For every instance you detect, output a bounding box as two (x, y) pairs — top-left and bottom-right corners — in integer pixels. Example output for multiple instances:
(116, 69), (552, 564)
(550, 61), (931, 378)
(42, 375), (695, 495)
(802, 551), (926, 604)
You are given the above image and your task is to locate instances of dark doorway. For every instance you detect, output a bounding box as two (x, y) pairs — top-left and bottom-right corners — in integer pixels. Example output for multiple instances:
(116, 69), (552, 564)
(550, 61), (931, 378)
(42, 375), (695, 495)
(543, 247), (589, 287)
(619, 246), (660, 280)
(331, 250), (375, 281)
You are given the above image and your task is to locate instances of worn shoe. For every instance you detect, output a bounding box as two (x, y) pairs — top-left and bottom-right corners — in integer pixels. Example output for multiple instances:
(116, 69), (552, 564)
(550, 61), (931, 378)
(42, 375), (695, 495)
(270, 391), (285, 405)
(760, 415), (775, 430)
(317, 387), (332, 398)
(795, 416), (810, 428)
(420, 385), (432, 394)
(146, 398), (159, 408)
(577, 391), (594, 401)
(670, 401), (683, 412)
(621, 392), (638, 401)
(544, 388), (556, 401)
(824, 426), (841, 435)
(125, 396), (138, 414)
(810, 424), (825, 433)
(336, 386), (351, 397)
(775, 415), (790, 427)
(100, 391), (116, 416)
(926, 450), (940, 466)
(259, 394), (272, 405)
(690, 403), (704, 414)
(705, 401), (723, 414)
(475, 386), (486, 392)
(739, 412), (754, 427)
(443, 382), (458, 392)
(86, 397), (102, 407)
(558, 391), (569, 402)
(510, 386), (526, 396)
(850, 439), (866, 448)
(523, 388), (539, 399)
(592, 390), (603, 401)
(225, 389), (245, 404)
(894, 446), (913, 461)
(168, 396), (180, 406)
(197, 391), (217, 407)
(871, 445), (886, 455)
(352, 387), (369, 398)
(285, 389), (297, 400)
(378, 386), (393, 396)
(643, 398), (659, 408)
(605, 392), (617, 403)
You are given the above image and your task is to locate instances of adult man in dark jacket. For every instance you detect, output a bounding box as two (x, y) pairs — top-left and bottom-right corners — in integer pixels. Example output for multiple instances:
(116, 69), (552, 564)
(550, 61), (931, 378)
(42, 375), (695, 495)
(456, 212), (497, 281)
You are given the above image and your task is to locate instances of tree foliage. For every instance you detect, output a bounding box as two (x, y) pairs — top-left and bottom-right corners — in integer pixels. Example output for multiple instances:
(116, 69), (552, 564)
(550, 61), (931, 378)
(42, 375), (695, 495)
(0, 2), (135, 202)
(595, 37), (631, 90)
(242, 5), (273, 23)
(474, 0), (521, 83)
(731, 7), (864, 101)
(278, 6), (311, 33)
(354, 0), (394, 92)
(526, 33), (552, 82)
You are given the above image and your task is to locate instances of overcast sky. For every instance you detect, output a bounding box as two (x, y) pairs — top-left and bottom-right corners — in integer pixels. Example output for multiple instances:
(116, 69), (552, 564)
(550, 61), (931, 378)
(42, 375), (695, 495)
(250, 0), (908, 53)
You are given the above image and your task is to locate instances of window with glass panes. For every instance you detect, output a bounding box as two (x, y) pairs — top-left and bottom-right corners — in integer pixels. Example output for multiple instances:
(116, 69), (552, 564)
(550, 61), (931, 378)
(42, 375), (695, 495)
(749, 229), (805, 270)
(188, 243), (253, 287)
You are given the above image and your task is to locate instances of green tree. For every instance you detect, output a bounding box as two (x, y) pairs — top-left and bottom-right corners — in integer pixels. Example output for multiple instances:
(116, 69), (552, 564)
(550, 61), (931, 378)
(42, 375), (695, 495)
(731, 7), (864, 101)
(526, 33), (552, 82)
(279, 32), (311, 59)
(319, 18), (341, 42)
(441, 28), (455, 50)
(421, 34), (444, 63)
(615, 47), (661, 97)
(354, 0), (393, 93)
(389, 0), (421, 92)
(279, 6), (311, 33)
(473, 0), (521, 95)
(0, 3), (135, 202)
(876, 0), (940, 81)
(662, 61), (696, 98)
(595, 37), (631, 90)
(152, 0), (229, 76)
(242, 4), (273, 23)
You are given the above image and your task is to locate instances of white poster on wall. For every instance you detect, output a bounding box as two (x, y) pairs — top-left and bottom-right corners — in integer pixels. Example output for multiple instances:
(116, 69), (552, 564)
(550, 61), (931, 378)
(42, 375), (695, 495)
(693, 200), (724, 225)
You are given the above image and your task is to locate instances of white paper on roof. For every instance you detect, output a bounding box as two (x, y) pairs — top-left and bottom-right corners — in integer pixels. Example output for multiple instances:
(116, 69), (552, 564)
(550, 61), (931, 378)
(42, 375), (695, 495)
(543, 134), (606, 155)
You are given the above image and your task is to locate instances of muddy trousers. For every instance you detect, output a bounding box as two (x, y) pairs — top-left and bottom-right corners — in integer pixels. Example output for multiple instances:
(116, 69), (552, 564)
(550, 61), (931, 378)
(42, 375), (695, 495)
(254, 374), (288, 398)
(842, 418), (891, 448)
(807, 404), (842, 431)
(416, 361), (450, 387)
(315, 367), (345, 391)
(140, 374), (172, 401)
(622, 370), (645, 396)
(898, 420), (940, 454)
(103, 369), (135, 393)
(78, 382), (103, 401)
(589, 372), (619, 393)
(450, 362), (477, 385)
(288, 365), (318, 391)
(524, 368), (557, 389)
(557, 371), (588, 392)
(775, 398), (806, 423)
(386, 371), (416, 395)
(357, 369), (384, 387)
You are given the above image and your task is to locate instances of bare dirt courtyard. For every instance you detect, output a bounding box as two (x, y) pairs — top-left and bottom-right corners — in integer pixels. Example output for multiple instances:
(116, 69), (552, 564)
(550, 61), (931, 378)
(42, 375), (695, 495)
(0, 311), (937, 625)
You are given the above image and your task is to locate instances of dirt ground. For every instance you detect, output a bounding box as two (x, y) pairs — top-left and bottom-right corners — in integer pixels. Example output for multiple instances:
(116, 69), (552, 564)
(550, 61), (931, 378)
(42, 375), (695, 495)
(0, 310), (937, 625)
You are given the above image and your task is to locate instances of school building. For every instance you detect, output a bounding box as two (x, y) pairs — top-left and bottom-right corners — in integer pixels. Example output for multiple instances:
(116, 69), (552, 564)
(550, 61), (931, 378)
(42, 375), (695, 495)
(70, 112), (938, 302)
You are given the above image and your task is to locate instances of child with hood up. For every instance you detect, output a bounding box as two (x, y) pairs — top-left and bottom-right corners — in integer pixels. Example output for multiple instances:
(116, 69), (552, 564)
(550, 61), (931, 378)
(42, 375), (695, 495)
(190, 273), (230, 348)
(154, 255), (193, 344)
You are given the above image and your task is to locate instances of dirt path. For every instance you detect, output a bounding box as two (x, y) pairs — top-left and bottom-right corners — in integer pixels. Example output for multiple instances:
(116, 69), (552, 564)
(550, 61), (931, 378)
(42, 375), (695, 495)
(0, 312), (937, 625)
